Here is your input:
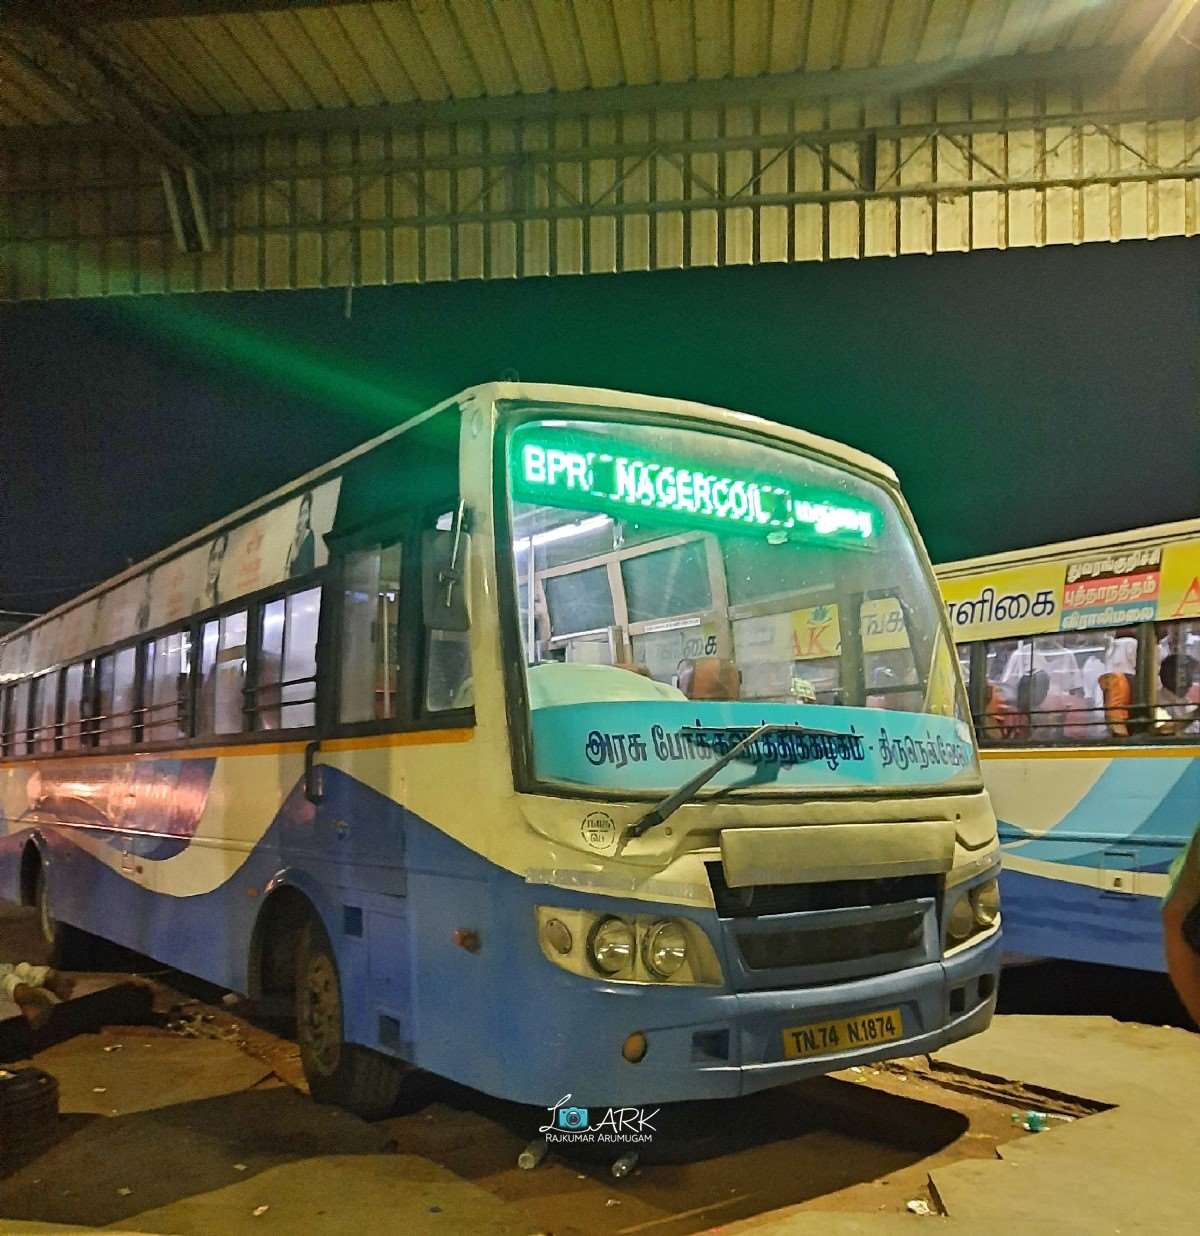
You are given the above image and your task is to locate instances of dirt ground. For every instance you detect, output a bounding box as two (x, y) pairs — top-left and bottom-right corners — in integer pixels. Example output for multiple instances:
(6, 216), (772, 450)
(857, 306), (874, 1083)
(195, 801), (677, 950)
(0, 903), (1115, 1234)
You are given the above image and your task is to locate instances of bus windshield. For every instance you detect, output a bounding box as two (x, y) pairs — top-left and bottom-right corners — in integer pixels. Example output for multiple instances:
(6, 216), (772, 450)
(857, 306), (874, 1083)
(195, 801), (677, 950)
(505, 413), (978, 796)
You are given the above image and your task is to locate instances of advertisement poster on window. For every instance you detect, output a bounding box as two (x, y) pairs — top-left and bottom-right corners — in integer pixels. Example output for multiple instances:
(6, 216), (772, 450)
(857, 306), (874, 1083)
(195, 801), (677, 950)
(98, 577), (142, 647)
(219, 478), (342, 607)
(0, 477), (343, 684)
(27, 618), (60, 677)
(59, 601), (91, 664)
(0, 630), (31, 682)
(860, 596), (910, 652)
(791, 604), (841, 661)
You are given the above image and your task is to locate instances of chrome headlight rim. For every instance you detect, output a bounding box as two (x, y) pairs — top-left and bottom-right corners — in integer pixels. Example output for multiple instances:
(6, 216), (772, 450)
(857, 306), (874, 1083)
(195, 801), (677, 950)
(588, 915), (636, 976)
(642, 919), (689, 980)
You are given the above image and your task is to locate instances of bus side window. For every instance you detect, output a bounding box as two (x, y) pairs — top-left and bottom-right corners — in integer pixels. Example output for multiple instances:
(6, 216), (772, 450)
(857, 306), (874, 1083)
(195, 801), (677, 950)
(980, 639), (1022, 741)
(425, 630), (472, 713)
(423, 515), (472, 716)
(340, 544), (403, 723)
(33, 671), (59, 753)
(104, 646), (137, 747)
(1096, 629), (1139, 738)
(61, 662), (87, 751)
(198, 610), (249, 736)
(255, 586), (322, 731)
(1155, 620), (1200, 735)
(93, 655), (115, 747)
(144, 630), (191, 743)
(13, 679), (32, 755)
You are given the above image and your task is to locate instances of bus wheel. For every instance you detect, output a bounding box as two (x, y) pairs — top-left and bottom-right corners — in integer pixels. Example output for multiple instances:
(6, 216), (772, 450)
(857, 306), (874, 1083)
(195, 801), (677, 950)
(295, 916), (407, 1121)
(33, 863), (95, 971)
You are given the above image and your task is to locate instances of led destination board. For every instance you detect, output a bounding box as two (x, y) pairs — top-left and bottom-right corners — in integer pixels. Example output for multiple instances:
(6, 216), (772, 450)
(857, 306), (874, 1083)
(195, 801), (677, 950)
(511, 424), (878, 542)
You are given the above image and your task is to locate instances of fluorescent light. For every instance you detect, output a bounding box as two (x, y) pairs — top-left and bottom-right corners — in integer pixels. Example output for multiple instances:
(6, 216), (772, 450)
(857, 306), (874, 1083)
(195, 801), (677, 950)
(514, 514), (610, 556)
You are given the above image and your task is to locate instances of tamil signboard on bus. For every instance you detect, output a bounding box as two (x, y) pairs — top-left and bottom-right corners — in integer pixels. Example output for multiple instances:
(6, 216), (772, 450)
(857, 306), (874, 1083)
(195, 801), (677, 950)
(939, 534), (1200, 643)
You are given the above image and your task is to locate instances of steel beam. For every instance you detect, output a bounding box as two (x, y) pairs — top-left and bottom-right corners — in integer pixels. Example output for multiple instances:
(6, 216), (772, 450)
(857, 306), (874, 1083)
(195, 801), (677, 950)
(66, 0), (368, 18)
(0, 34), (102, 126)
(3, 44), (1196, 154)
(16, 160), (1200, 249)
(199, 45), (1196, 136)
(0, 4), (206, 169)
(1121, 0), (1200, 90)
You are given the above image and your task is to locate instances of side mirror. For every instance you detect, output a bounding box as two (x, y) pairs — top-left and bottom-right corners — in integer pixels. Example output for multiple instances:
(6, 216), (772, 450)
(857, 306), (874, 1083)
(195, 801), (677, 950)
(422, 517), (471, 632)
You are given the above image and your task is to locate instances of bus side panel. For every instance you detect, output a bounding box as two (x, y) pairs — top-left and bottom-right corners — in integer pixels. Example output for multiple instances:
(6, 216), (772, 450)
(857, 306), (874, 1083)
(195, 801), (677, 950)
(0, 752), (330, 993)
(984, 751), (1198, 971)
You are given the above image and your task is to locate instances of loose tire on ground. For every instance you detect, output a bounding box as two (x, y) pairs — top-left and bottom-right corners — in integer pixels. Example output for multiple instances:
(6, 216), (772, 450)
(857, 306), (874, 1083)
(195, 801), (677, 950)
(294, 915), (408, 1121)
(0, 1069), (60, 1170)
(33, 862), (95, 971)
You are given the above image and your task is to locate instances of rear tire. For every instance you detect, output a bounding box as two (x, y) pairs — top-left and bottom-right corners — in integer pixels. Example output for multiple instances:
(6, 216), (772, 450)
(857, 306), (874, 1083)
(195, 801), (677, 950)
(34, 864), (95, 971)
(295, 916), (408, 1120)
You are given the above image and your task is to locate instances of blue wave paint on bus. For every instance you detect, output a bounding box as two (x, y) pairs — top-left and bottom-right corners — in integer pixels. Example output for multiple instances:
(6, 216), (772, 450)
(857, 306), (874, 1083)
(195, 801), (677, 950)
(0, 764), (998, 1106)
(989, 754), (1200, 971)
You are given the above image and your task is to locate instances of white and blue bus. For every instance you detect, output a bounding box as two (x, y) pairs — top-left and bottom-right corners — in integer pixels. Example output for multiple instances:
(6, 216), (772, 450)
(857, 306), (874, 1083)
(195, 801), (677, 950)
(1, 383), (999, 1117)
(938, 520), (1200, 973)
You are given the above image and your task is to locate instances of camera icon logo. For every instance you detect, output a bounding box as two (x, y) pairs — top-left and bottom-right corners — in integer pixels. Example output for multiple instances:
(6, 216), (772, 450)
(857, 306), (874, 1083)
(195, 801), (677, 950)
(556, 1106), (590, 1132)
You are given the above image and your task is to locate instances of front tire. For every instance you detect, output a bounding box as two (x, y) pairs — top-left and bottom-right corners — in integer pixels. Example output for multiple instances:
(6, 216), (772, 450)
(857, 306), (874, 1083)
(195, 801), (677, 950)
(34, 864), (94, 971)
(295, 916), (407, 1120)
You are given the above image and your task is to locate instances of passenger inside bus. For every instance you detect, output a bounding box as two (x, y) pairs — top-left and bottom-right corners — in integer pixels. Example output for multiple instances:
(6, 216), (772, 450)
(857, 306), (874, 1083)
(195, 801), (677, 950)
(1098, 632), (1139, 737)
(676, 657), (740, 701)
(982, 631), (1143, 741)
(1155, 653), (1200, 735)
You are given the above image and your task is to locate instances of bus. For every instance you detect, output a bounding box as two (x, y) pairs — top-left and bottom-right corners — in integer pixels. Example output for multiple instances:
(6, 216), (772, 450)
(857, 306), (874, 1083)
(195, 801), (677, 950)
(937, 519), (1200, 973)
(0, 383), (1000, 1118)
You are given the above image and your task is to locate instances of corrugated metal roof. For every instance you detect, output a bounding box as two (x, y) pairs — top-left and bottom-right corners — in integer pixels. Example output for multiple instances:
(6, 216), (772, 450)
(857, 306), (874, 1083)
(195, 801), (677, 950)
(0, 1), (1187, 129)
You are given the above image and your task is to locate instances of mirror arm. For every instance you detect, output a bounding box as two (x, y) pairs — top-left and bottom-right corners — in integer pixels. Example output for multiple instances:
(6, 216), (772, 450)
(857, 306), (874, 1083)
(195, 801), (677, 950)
(439, 498), (471, 609)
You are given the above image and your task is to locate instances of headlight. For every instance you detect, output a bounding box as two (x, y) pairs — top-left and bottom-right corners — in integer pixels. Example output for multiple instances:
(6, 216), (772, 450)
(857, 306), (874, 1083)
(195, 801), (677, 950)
(536, 906), (723, 985)
(589, 917), (635, 975)
(643, 920), (688, 979)
(946, 896), (975, 944)
(971, 879), (1000, 928)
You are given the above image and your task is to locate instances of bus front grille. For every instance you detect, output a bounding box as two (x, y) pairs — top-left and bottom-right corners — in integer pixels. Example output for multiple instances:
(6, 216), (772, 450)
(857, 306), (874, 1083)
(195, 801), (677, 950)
(706, 862), (938, 919)
(734, 910), (927, 972)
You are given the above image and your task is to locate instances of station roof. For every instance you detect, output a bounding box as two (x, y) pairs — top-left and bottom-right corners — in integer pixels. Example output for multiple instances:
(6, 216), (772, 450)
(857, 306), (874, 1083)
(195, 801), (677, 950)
(1, 1), (1195, 136)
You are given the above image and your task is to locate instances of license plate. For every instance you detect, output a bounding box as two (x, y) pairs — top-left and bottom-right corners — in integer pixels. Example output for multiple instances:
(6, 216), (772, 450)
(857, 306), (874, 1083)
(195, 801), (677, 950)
(781, 1008), (904, 1059)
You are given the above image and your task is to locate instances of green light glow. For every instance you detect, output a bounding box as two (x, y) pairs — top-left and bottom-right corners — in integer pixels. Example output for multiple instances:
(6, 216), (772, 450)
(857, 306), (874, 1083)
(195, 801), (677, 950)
(511, 425), (877, 541)
(103, 293), (427, 428)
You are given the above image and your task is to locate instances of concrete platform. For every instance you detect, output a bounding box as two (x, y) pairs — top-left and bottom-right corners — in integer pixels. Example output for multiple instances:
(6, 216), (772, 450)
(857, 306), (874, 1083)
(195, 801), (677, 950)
(925, 1014), (1197, 1233)
(735, 1012), (1196, 1235)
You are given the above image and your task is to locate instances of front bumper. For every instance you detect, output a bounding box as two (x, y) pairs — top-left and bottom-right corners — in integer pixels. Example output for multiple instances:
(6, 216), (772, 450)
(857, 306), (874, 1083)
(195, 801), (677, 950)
(505, 927), (1000, 1107)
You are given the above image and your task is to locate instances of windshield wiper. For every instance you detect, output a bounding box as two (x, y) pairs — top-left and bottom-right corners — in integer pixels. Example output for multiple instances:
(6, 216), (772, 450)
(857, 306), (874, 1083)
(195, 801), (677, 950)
(624, 722), (857, 840)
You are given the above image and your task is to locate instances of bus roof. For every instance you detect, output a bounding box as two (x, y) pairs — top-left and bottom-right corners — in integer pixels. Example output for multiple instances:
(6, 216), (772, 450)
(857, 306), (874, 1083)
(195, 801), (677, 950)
(935, 518), (1200, 644)
(2, 383), (898, 651)
(936, 517), (1200, 579)
(494, 383), (899, 485)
